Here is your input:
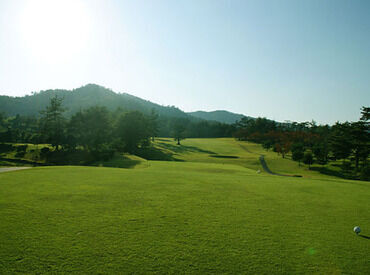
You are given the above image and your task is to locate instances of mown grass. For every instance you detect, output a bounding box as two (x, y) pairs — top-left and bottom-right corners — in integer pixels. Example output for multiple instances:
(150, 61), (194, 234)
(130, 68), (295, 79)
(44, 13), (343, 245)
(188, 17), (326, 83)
(91, 153), (149, 169)
(0, 138), (369, 273)
(0, 138), (355, 180)
(153, 138), (337, 179)
(0, 162), (369, 274)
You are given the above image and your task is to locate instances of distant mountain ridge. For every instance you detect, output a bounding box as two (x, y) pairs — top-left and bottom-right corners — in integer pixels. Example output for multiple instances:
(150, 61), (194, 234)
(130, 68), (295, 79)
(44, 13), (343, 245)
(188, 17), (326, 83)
(188, 110), (249, 124)
(0, 84), (187, 118)
(0, 84), (251, 124)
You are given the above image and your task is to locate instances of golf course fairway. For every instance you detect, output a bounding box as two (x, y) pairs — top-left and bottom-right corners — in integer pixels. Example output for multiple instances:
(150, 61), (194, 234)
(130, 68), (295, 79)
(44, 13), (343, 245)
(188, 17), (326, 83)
(0, 139), (369, 274)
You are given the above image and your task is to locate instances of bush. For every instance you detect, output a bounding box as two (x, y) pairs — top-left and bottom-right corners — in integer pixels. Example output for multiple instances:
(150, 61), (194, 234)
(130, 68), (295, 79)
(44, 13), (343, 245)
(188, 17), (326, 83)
(14, 145), (28, 158)
(40, 147), (50, 159)
(15, 151), (26, 158)
(340, 160), (354, 179)
(303, 151), (314, 168)
(341, 161), (352, 172)
(16, 145), (28, 152)
(91, 145), (115, 161)
(360, 165), (370, 181)
(0, 143), (14, 153)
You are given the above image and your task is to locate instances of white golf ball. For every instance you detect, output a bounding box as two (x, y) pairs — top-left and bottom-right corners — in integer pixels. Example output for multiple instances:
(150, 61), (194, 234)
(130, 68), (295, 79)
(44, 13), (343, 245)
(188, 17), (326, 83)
(353, 226), (361, 234)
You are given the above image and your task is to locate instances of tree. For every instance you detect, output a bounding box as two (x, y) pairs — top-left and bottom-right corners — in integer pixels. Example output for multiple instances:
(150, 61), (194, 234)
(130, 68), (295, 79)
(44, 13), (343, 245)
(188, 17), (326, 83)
(312, 142), (329, 165)
(172, 118), (188, 145)
(360, 164), (370, 181)
(360, 106), (370, 121)
(116, 111), (151, 153)
(68, 106), (112, 151)
(149, 109), (159, 142)
(273, 132), (291, 158)
(66, 110), (84, 150)
(349, 121), (369, 171)
(262, 140), (274, 151)
(0, 113), (5, 130)
(39, 96), (66, 150)
(303, 151), (314, 169)
(291, 143), (304, 166)
(329, 122), (352, 161)
(0, 113), (7, 143)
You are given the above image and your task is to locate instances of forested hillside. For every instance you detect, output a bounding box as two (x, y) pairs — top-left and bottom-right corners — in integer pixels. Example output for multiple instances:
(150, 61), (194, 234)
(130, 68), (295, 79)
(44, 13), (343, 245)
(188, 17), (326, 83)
(188, 110), (248, 124)
(0, 84), (187, 118)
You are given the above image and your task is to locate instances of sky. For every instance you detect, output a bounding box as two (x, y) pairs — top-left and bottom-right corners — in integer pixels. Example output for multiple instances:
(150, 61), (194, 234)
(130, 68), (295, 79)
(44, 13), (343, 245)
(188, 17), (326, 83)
(0, 0), (369, 124)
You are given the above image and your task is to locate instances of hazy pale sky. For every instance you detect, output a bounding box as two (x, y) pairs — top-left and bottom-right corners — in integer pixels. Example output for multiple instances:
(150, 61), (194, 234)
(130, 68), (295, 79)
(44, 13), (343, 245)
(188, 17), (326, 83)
(0, 0), (369, 124)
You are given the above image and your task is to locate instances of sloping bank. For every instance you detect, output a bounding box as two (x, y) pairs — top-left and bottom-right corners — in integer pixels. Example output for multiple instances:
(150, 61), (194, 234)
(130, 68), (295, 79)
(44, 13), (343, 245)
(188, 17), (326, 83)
(259, 155), (302, 177)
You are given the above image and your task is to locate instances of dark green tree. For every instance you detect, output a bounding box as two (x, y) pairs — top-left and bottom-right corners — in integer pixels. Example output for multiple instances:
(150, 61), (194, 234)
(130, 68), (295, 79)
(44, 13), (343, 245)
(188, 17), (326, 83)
(149, 109), (159, 141)
(262, 140), (274, 151)
(349, 121), (369, 171)
(303, 151), (314, 169)
(116, 111), (151, 153)
(291, 143), (305, 166)
(312, 142), (329, 165)
(39, 96), (66, 150)
(172, 118), (188, 145)
(329, 122), (352, 161)
(68, 106), (112, 151)
(0, 113), (6, 143)
(360, 106), (370, 121)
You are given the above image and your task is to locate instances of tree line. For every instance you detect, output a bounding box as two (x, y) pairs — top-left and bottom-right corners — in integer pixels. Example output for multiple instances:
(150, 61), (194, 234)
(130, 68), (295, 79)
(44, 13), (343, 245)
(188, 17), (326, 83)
(0, 96), (234, 161)
(1, 96), (368, 180)
(233, 107), (369, 180)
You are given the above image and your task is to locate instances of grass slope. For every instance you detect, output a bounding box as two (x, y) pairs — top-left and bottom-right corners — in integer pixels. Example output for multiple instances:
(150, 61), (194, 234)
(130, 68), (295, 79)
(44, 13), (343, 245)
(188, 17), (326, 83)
(1, 138), (347, 180)
(153, 138), (337, 179)
(1, 161), (369, 273)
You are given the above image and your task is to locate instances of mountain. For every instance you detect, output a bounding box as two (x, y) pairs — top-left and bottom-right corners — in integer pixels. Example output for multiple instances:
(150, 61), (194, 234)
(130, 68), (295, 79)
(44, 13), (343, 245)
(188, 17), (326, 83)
(0, 84), (187, 118)
(188, 110), (248, 124)
(0, 84), (252, 125)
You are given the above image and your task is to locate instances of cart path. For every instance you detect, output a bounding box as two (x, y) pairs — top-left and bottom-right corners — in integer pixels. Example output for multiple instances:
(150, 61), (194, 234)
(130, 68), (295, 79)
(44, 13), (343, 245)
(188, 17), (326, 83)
(0, 167), (32, 173)
(259, 155), (294, 177)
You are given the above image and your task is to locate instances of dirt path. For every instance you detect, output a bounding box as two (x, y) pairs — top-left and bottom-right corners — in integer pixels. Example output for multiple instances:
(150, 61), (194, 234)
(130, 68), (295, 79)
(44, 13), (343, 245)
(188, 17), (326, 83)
(0, 167), (31, 173)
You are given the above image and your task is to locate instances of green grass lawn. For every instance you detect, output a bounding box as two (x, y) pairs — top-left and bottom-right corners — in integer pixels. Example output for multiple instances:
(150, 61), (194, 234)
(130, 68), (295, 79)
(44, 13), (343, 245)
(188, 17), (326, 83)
(1, 160), (369, 273)
(1, 138), (349, 180)
(1, 138), (369, 273)
(153, 138), (339, 179)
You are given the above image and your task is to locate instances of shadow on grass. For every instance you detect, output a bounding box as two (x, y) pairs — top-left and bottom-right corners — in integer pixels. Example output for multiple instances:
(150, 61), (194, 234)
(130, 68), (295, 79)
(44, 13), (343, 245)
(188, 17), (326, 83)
(309, 166), (349, 179)
(359, 235), (370, 240)
(210, 155), (239, 159)
(135, 146), (183, 161)
(91, 158), (141, 169)
(156, 142), (215, 154)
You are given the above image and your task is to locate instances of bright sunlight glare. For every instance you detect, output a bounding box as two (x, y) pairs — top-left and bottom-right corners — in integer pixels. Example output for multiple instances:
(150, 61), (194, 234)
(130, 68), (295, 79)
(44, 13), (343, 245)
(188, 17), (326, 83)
(19, 0), (90, 64)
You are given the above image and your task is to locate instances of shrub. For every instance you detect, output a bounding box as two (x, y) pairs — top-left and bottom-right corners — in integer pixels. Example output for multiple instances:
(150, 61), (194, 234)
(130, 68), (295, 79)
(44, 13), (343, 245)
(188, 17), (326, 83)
(91, 145), (115, 161)
(303, 151), (314, 168)
(360, 165), (370, 181)
(16, 145), (28, 152)
(0, 143), (14, 153)
(15, 151), (26, 158)
(40, 147), (50, 159)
